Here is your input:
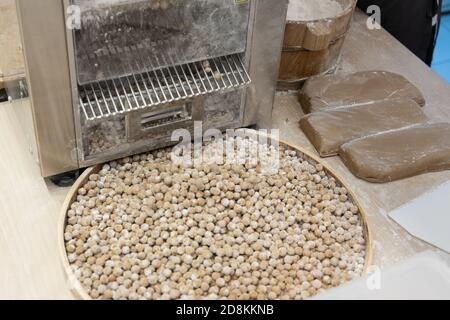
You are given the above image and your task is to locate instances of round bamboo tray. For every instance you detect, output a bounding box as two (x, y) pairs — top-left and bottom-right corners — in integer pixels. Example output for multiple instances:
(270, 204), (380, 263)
(59, 134), (373, 300)
(59, 165), (99, 300)
(283, 0), (356, 51)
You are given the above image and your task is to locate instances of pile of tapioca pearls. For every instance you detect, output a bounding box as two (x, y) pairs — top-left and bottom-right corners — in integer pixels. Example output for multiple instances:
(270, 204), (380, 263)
(64, 138), (366, 300)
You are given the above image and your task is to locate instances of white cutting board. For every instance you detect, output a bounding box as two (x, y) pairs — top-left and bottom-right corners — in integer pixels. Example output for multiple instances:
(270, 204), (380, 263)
(314, 251), (450, 300)
(389, 181), (450, 253)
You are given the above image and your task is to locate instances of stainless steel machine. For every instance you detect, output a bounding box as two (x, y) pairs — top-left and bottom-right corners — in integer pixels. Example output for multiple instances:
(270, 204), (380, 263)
(16, 0), (288, 177)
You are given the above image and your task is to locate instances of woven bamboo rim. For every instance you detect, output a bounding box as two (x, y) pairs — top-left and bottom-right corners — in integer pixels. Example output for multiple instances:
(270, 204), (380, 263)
(59, 133), (373, 300)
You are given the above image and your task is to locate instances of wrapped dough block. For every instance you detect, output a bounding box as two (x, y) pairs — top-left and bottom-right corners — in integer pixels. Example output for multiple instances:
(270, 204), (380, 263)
(300, 99), (428, 157)
(299, 70), (426, 114)
(339, 123), (450, 183)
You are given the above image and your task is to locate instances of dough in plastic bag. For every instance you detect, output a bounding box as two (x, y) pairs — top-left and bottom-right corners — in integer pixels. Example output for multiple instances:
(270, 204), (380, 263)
(299, 70), (426, 114)
(339, 123), (450, 183)
(300, 98), (428, 157)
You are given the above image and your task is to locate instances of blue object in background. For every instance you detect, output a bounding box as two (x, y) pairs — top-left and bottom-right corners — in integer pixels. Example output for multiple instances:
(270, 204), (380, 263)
(432, 14), (450, 84)
(443, 0), (450, 13)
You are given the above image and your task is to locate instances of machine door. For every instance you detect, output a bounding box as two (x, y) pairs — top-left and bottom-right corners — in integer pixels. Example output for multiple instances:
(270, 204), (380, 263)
(72, 0), (251, 85)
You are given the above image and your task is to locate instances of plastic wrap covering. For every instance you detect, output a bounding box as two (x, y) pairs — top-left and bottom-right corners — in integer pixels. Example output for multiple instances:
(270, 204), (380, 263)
(72, 0), (251, 85)
(300, 99), (428, 157)
(339, 123), (450, 183)
(278, 36), (344, 82)
(298, 70), (426, 114)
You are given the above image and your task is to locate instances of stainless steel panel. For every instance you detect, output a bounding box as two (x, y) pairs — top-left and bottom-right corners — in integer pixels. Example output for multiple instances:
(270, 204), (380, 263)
(79, 89), (242, 167)
(203, 90), (244, 129)
(16, 0), (78, 177)
(82, 115), (126, 157)
(79, 116), (201, 168)
(243, 0), (288, 129)
(72, 0), (251, 84)
(64, 0), (85, 169)
(127, 98), (204, 141)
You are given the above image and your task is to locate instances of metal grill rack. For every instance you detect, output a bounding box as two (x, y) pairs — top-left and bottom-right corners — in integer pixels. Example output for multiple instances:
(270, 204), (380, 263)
(78, 53), (251, 121)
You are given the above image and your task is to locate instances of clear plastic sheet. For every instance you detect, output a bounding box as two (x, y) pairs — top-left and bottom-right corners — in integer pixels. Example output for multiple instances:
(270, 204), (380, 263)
(339, 123), (450, 183)
(298, 70), (426, 114)
(279, 37), (344, 81)
(300, 98), (428, 157)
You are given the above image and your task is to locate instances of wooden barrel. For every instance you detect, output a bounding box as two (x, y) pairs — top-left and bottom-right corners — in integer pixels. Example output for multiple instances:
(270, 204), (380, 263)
(283, 0), (356, 50)
(278, 0), (356, 90)
(278, 37), (345, 90)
